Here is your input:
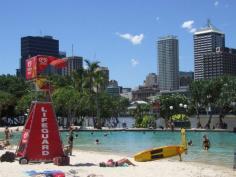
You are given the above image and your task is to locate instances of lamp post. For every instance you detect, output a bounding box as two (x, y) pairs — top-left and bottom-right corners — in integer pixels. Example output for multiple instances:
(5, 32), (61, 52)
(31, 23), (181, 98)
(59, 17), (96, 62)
(179, 103), (183, 120)
(169, 106), (174, 130)
(169, 106), (174, 121)
(179, 103), (187, 120)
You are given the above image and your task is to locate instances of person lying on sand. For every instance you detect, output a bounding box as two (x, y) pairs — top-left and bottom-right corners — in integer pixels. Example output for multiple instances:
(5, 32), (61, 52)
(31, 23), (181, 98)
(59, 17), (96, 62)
(99, 158), (135, 167)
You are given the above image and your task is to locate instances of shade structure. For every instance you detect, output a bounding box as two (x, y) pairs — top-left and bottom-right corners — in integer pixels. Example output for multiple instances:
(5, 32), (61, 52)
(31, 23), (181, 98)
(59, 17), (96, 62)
(50, 59), (67, 68)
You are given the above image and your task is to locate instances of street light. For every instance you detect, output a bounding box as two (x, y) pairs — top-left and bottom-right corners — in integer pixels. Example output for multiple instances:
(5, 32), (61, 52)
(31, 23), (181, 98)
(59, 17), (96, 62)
(169, 106), (174, 130)
(179, 103), (187, 120)
(184, 104), (187, 109)
(169, 106), (173, 121)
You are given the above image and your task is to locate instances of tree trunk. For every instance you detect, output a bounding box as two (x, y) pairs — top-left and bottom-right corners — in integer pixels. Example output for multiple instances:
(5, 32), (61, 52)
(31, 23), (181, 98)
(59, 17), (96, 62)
(95, 93), (102, 129)
(217, 114), (226, 129)
(204, 112), (212, 129)
(196, 110), (202, 128)
(165, 117), (169, 128)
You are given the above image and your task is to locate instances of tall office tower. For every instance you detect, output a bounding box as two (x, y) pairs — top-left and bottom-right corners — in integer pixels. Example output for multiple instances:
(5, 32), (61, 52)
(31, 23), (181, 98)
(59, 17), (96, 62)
(20, 35), (59, 78)
(158, 35), (179, 91)
(193, 21), (225, 80)
(61, 56), (83, 76)
(203, 47), (236, 78)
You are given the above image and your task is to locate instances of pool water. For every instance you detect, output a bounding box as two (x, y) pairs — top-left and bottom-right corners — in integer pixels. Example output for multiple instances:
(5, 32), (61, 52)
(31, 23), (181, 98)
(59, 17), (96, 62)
(1, 130), (235, 168)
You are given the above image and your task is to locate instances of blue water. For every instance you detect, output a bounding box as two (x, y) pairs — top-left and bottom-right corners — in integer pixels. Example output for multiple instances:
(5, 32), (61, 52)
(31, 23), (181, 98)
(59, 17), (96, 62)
(1, 130), (236, 168)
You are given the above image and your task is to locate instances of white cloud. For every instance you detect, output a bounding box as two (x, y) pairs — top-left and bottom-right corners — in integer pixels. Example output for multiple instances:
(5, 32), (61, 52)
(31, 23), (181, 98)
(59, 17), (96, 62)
(182, 20), (194, 30)
(181, 20), (196, 33)
(190, 28), (197, 33)
(214, 1), (219, 7)
(131, 59), (139, 67)
(116, 33), (144, 45)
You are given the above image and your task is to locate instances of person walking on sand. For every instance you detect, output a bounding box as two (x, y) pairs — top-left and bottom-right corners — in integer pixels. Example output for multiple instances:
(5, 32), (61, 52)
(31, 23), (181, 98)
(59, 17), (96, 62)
(68, 129), (74, 155)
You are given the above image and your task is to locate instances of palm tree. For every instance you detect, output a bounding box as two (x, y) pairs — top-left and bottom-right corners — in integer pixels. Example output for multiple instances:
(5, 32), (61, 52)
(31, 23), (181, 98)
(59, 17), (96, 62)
(83, 59), (100, 94)
(203, 78), (223, 129)
(189, 80), (206, 128)
(83, 59), (108, 128)
(94, 70), (107, 128)
(71, 68), (85, 92)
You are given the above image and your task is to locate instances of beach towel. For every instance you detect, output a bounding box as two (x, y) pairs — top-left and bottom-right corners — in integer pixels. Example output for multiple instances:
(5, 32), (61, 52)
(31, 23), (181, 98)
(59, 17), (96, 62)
(25, 170), (65, 177)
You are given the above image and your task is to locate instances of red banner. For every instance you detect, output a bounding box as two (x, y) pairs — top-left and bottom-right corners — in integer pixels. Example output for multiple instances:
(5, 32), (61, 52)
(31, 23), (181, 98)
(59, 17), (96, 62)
(26, 57), (37, 80)
(25, 55), (67, 80)
(36, 56), (56, 74)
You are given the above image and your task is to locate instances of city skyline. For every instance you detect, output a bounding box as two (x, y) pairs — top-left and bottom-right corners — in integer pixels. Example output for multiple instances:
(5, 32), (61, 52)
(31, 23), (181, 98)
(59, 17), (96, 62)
(0, 0), (236, 88)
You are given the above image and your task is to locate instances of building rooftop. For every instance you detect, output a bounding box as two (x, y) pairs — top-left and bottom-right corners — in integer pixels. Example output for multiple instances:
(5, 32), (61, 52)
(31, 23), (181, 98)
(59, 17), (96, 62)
(158, 35), (178, 41)
(194, 20), (224, 35)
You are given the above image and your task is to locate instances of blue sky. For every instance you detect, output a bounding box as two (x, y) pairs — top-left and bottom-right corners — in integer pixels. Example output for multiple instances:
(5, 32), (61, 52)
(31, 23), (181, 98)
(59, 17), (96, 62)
(0, 0), (236, 89)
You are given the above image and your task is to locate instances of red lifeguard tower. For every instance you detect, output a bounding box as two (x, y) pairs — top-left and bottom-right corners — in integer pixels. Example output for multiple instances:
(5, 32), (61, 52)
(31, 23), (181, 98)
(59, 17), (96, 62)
(16, 55), (67, 164)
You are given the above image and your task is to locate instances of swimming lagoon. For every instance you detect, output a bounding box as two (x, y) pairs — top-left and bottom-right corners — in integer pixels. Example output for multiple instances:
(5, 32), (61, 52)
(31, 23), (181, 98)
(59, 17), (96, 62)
(1, 130), (236, 168)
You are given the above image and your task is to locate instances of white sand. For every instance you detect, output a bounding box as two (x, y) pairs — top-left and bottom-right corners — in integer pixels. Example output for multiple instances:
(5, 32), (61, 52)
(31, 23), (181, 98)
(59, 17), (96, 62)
(0, 127), (235, 176)
(0, 147), (235, 177)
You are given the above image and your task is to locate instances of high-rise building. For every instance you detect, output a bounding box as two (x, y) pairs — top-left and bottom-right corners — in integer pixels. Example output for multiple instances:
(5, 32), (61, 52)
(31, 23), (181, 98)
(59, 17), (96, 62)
(194, 21), (225, 80)
(96, 66), (109, 90)
(132, 85), (159, 101)
(179, 71), (194, 88)
(19, 35), (59, 78)
(203, 47), (236, 79)
(61, 56), (83, 76)
(144, 73), (158, 87)
(158, 35), (179, 91)
(106, 80), (120, 96)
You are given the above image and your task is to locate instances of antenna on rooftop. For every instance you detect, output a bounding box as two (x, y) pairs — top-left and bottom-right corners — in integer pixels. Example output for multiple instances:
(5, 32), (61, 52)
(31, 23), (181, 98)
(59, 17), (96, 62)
(40, 30), (42, 36)
(72, 44), (74, 57)
(207, 19), (212, 27)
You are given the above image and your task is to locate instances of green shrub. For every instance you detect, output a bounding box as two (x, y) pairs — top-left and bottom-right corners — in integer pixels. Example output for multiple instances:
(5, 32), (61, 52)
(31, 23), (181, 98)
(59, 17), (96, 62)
(170, 114), (188, 121)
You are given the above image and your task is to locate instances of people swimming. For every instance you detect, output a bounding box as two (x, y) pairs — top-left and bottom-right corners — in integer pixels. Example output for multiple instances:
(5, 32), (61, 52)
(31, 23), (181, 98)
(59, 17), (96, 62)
(188, 140), (193, 146)
(95, 139), (100, 144)
(99, 158), (135, 167)
(202, 135), (211, 150)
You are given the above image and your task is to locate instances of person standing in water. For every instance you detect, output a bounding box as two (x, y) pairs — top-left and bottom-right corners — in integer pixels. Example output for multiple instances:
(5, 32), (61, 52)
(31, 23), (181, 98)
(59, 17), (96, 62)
(202, 135), (211, 150)
(68, 129), (74, 155)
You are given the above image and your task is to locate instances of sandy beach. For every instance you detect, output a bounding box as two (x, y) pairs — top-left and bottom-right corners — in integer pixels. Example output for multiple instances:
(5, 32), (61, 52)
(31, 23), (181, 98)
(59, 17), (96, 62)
(0, 147), (235, 177)
(0, 127), (235, 177)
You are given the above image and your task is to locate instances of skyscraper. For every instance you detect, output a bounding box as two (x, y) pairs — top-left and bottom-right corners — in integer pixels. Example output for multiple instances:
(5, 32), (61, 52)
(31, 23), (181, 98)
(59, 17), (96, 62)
(193, 21), (225, 80)
(19, 36), (59, 78)
(158, 35), (179, 91)
(61, 56), (83, 76)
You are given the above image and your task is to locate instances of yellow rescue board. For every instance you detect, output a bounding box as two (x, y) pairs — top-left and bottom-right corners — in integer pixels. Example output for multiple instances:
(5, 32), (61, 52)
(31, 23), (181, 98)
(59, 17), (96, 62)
(134, 145), (185, 162)
(134, 129), (187, 162)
